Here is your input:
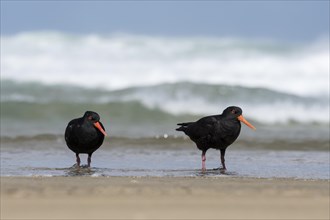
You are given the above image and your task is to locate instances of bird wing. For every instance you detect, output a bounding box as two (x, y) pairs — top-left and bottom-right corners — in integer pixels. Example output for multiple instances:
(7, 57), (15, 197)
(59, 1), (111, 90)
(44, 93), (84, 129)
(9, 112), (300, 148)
(187, 116), (218, 140)
(64, 118), (80, 146)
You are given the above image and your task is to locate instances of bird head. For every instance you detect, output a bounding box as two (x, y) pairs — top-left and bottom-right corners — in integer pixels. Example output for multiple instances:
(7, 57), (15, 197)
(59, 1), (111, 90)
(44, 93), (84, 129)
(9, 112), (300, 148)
(84, 111), (107, 136)
(223, 106), (256, 130)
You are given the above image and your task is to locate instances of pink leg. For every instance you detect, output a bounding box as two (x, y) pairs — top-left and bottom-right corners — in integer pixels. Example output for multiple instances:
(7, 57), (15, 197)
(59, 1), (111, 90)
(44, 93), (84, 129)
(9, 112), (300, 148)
(220, 149), (227, 171)
(87, 154), (92, 167)
(76, 153), (81, 167)
(202, 151), (206, 171)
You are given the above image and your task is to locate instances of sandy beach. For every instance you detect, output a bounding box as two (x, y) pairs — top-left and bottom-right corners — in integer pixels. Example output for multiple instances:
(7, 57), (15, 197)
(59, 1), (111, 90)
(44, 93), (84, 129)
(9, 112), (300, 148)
(1, 176), (329, 219)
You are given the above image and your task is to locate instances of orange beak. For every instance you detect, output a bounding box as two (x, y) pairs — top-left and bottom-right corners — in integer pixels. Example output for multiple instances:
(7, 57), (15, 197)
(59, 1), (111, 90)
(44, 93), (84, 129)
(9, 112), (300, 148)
(94, 122), (107, 136)
(237, 115), (256, 130)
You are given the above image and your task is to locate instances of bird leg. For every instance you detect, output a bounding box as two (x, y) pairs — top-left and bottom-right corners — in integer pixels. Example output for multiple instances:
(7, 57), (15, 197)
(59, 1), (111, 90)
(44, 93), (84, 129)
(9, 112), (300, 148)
(201, 151), (206, 171)
(87, 153), (92, 167)
(220, 149), (227, 171)
(76, 153), (81, 167)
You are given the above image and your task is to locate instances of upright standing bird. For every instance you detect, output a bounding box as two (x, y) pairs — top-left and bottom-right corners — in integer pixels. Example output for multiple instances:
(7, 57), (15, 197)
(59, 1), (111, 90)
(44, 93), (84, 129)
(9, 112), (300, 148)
(176, 106), (255, 171)
(65, 111), (107, 167)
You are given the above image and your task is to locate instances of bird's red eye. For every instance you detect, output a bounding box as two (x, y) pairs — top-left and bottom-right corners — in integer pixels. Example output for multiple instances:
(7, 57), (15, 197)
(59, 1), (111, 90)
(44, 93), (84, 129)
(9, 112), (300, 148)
(231, 110), (236, 114)
(88, 116), (93, 120)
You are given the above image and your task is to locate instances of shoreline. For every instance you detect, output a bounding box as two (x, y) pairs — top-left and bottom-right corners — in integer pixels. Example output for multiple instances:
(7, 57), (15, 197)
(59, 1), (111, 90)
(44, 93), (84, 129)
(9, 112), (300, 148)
(1, 176), (329, 219)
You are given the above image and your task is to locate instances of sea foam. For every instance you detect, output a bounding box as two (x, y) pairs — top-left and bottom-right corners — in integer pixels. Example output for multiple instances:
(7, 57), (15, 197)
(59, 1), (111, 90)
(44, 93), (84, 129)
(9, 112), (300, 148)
(1, 31), (329, 97)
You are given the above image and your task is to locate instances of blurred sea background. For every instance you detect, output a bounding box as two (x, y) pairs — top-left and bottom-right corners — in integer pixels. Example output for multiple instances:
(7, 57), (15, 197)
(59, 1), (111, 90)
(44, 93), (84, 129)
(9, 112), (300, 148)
(1, 2), (329, 179)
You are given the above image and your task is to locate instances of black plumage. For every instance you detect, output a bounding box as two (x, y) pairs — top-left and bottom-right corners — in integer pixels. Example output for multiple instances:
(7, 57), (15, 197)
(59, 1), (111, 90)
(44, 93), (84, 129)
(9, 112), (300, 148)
(65, 111), (107, 167)
(176, 106), (255, 171)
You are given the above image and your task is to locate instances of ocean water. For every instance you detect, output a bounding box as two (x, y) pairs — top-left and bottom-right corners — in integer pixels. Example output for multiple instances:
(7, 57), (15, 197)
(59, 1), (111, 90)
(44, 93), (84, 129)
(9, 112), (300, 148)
(1, 32), (329, 179)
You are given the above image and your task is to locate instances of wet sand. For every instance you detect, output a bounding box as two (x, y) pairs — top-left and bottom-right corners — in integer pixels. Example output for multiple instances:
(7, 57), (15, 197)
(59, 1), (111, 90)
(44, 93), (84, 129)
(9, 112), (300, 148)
(1, 176), (329, 219)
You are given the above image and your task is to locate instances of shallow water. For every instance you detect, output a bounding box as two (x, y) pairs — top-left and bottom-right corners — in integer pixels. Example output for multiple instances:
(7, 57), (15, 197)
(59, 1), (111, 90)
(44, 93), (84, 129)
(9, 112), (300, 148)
(1, 139), (329, 179)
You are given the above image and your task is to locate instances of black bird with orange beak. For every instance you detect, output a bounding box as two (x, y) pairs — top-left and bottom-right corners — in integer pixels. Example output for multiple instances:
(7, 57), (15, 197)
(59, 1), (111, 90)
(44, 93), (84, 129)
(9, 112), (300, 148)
(176, 106), (255, 171)
(65, 111), (107, 167)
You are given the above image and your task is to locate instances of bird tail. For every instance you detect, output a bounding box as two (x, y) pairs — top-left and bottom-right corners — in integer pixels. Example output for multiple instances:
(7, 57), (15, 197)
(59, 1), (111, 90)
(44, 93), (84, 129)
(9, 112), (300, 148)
(176, 122), (193, 131)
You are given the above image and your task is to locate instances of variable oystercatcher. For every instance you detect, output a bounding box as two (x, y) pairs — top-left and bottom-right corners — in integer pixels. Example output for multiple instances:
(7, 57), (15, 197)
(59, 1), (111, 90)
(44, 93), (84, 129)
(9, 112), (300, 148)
(176, 106), (255, 171)
(65, 111), (107, 167)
